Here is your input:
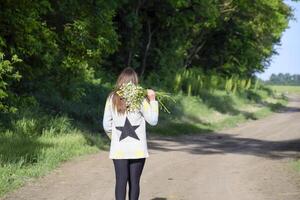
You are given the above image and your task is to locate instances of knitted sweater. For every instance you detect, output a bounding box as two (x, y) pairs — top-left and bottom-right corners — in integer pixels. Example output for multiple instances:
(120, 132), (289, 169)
(102, 94), (159, 159)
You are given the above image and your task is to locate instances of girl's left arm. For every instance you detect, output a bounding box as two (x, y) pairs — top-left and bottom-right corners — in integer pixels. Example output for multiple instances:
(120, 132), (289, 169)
(140, 98), (159, 126)
(102, 96), (113, 140)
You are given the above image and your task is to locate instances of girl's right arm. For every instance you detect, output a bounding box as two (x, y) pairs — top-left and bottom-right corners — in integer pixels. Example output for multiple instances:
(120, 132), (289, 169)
(102, 96), (113, 140)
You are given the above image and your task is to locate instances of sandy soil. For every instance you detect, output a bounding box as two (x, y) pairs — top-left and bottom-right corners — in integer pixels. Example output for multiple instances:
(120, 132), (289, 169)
(2, 94), (300, 200)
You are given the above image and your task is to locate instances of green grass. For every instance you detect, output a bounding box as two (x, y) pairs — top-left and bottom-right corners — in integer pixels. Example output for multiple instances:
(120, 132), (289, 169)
(149, 88), (288, 136)
(0, 131), (105, 197)
(268, 85), (300, 95)
(0, 104), (108, 198)
(293, 160), (300, 171)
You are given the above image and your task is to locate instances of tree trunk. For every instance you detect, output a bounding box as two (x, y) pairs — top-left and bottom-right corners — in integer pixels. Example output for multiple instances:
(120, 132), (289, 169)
(141, 19), (153, 76)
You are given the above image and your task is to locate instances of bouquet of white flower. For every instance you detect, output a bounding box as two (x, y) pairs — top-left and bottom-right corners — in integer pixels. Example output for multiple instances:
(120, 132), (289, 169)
(116, 81), (175, 113)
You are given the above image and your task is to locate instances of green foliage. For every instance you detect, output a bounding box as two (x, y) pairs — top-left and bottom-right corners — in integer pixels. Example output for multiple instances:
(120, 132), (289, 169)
(0, 0), (119, 102)
(0, 0), (296, 107)
(267, 73), (300, 85)
(0, 52), (22, 112)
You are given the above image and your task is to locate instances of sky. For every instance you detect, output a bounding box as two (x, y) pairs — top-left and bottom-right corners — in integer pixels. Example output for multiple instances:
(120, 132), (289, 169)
(255, 0), (300, 81)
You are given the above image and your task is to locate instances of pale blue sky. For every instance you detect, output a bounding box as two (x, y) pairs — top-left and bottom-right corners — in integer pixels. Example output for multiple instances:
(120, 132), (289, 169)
(255, 0), (300, 81)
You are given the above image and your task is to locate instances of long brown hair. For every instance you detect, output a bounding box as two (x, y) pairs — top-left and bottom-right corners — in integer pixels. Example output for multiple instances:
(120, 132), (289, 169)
(109, 67), (139, 114)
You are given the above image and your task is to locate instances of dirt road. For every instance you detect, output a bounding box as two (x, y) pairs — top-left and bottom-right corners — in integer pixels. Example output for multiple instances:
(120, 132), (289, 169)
(2, 94), (300, 200)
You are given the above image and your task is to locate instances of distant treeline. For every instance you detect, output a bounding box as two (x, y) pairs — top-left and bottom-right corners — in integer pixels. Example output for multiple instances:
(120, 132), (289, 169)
(266, 73), (300, 85)
(0, 0), (298, 112)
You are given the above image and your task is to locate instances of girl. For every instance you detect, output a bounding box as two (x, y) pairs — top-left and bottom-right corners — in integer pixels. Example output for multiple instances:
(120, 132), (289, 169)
(102, 67), (159, 200)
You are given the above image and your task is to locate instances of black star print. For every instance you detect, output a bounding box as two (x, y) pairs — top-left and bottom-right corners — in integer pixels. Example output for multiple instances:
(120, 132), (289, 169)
(116, 117), (140, 141)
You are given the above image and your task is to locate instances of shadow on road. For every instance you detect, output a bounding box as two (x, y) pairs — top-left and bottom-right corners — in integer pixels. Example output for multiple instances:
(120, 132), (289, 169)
(148, 93), (300, 159)
(148, 94), (300, 160)
(148, 133), (300, 160)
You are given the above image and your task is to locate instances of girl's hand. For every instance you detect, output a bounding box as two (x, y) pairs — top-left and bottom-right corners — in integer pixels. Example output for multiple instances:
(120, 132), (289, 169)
(147, 89), (156, 101)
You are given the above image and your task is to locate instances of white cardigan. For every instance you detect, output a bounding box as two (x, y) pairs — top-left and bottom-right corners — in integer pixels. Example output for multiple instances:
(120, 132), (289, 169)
(102, 94), (159, 159)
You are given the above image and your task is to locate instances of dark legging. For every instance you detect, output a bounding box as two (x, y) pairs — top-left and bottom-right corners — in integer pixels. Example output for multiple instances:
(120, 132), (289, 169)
(112, 158), (146, 200)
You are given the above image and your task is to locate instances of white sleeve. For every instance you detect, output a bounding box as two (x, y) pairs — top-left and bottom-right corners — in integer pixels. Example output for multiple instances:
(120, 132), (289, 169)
(140, 98), (159, 126)
(102, 96), (113, 139)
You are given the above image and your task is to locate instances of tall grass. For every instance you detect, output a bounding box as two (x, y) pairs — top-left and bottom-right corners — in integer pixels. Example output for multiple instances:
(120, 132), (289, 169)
(149, 87), (288, 136)
(171, 68), (263, 96)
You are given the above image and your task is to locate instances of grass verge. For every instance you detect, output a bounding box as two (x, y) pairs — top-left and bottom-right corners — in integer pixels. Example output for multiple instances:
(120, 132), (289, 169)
(268, 85), (300, 95)
(0, 102), (108, 198)
(270, 85), (300, 172)
(149, 88), (288, 136)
